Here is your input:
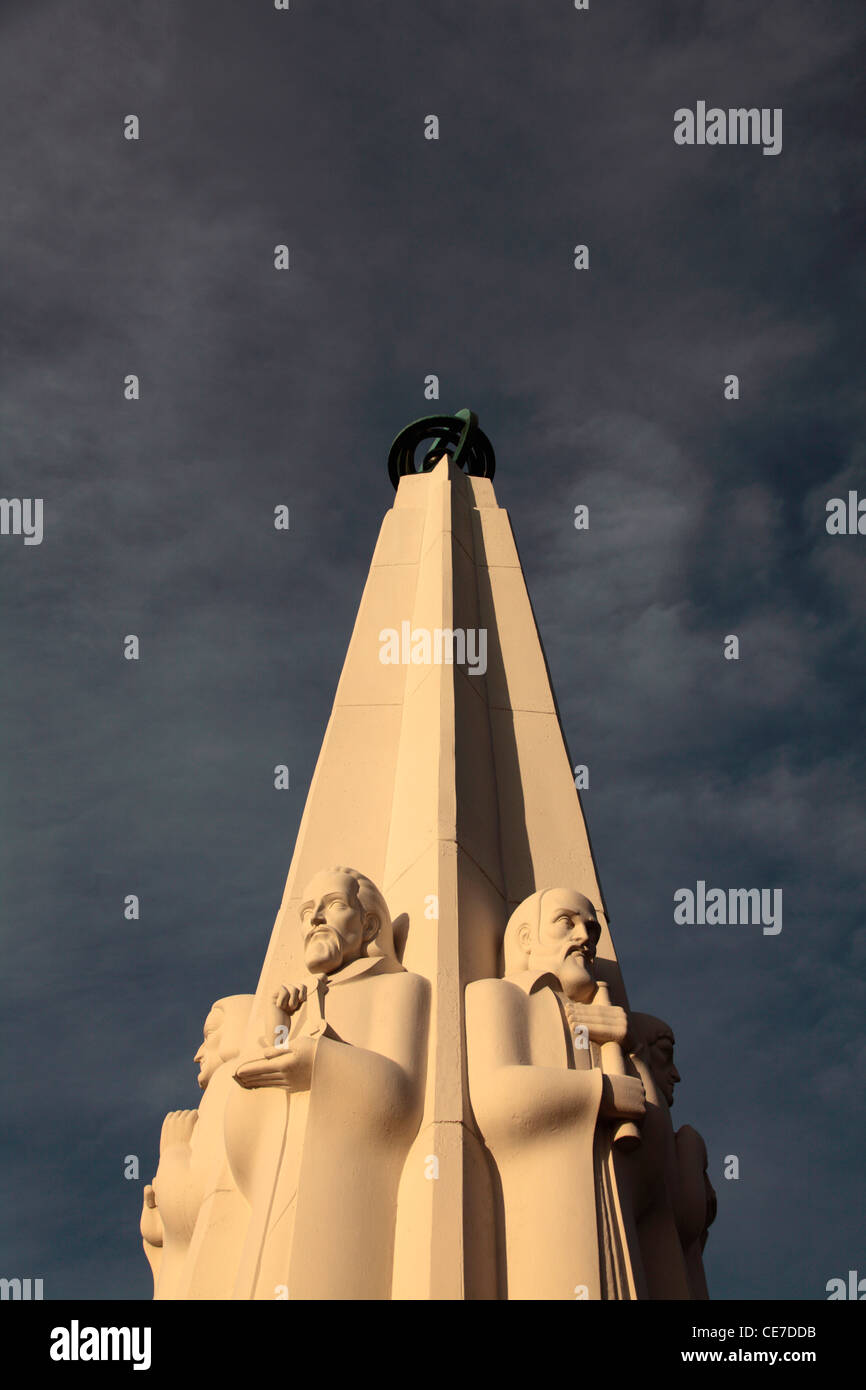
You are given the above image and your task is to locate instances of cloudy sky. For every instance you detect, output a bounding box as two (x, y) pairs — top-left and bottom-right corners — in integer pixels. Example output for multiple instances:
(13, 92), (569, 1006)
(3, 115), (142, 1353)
(1, 0), (863, 1301)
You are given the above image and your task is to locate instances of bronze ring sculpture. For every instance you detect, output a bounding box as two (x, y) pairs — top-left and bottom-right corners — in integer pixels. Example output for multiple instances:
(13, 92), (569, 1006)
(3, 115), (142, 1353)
(387, 408), (496, 490)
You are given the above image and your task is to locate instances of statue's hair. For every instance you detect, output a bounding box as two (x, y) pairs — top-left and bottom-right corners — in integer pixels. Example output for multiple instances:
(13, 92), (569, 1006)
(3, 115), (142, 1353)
(630, 1012), (675, 1048)
(323, 867), (396, 960)
(503, 888), (600, 976)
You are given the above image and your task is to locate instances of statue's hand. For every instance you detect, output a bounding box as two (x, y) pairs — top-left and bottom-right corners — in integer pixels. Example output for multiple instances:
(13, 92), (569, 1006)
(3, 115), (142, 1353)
(273, 983), (307, 1017)
(140, 1184), (164, 1247)
(159, 1108), (198, 1153)
(600, 1073), (645, 1122)
(234, 1035), (318, 1094)
(569, 1001), (630, 1046)
(258, 983), (309, 1049)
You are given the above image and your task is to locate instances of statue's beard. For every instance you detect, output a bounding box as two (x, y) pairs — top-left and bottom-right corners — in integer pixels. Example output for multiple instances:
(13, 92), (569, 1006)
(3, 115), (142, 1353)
(304, 927), (344, 974)
(556, 948), (596, 1001)
(198, 1060), (216, 1090)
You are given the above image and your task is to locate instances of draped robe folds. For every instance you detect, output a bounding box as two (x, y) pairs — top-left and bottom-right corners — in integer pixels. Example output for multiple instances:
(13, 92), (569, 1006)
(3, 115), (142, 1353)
(149, 1062), (249, 1300)
(147, 1136), (202, 1299)
(226, 953), (429, 1300)
(620, 1051), (694, 1299)
(465, 970), (642, 1300)
(673, 1123), (714, 1300)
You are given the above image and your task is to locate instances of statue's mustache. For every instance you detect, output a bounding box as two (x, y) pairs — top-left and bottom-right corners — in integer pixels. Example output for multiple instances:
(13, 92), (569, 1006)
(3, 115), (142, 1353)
(305, 925), (339, 946)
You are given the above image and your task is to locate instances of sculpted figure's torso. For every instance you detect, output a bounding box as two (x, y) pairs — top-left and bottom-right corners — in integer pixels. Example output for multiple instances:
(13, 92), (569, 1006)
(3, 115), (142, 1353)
(141, 994), (255, 1300)
(466, 889), (646, 1301)
(229, 867), (429, 1300)
(623, 1013), (715, 1300)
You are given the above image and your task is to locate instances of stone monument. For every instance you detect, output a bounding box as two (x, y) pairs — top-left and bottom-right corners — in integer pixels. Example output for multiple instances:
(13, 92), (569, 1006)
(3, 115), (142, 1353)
(142, 410), (714, 1299)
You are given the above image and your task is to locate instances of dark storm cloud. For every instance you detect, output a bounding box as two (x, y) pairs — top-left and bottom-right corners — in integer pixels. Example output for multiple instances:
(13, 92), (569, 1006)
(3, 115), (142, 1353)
(0, 0), (863, 1300)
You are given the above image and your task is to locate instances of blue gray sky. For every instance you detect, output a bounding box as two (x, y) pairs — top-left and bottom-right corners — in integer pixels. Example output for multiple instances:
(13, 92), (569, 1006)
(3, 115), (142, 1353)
(1, 0), (863, 1300)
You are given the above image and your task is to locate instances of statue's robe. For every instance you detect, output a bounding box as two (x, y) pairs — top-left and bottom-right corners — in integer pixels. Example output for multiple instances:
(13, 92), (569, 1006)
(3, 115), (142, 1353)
(674, 1124), (715, 1300)
(148, 1134), (202, 1300)
(619, 1051), (694, 1299)
(227, 953), (429, 1300)
(148, 1060), (249, 1300)
(465, 969), (643, 1300)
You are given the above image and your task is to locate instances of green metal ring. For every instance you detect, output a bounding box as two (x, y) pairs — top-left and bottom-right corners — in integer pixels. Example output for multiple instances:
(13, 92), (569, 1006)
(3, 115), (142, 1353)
(387, 408), (496, 490)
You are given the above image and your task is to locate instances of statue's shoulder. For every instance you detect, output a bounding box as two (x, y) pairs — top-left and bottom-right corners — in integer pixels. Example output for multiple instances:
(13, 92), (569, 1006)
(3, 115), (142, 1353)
(373, 961), (429, 998)
(468, 970), (559, 997)
(371, 965), (430, 1025)
(466, 973), (532, 1019)
(467, 974), (509, 999)
(393, 965), (426, 988)
(675, 1123), (708, 1163)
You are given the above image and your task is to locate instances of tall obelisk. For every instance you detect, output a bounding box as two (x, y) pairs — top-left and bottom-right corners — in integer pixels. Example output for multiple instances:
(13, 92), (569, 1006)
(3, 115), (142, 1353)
(141, 412), (713, 1301)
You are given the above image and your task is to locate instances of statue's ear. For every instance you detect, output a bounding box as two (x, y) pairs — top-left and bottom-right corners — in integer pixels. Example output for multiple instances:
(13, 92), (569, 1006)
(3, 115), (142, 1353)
(362, 911), (380, 942)
(517, 923), (533, 957)
(392, 912), (410, 962)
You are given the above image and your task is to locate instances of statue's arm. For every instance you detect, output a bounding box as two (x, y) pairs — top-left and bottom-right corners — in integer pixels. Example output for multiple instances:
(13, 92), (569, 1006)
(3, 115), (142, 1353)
(313, 972), (430, 1116)
(235, 973), (430, 1120)
(147, 1111), (203, 1245)
(140, 1184), (164, 1293)
(675, 1124), (716, 1244)
(466, 979), (606, 1141)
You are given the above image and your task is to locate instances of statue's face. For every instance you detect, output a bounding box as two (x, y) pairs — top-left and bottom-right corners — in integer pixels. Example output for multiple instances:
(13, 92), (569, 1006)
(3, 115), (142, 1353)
(648, 1032), (680, 1106)
(193, 1006), (224, 1091)
(521, 888), (600, 1002)
(299, 870), (376, 975)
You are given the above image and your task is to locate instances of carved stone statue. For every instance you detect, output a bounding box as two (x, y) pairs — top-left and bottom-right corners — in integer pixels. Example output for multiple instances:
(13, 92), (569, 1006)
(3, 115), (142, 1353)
(228, 866), (429, 1299)
(141, 994), (254, 1299)
(465, 888), (646, 1300)
(625, 1013), (714, 1299)
(675, 1124), (716, 1299)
